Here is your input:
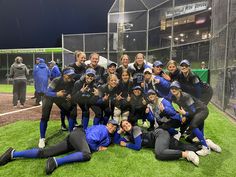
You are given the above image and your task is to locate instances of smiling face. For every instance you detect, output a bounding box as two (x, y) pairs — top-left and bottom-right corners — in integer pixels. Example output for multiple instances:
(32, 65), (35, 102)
(121, 120), (132, 132)
(144, 72), (152, 82)
(135, 53), (144, 66)
(107, 123), (117, 134)
(133, 89), (141, 96)
(108, 74), (118, 88)
(76, 52), (86, 64)
(170, 87), (181, 97)
(90, 53), (99, 67)
(148, 93), (157, 102)
(63, 74), (74, 83)
(107, 65), (116, 74)
(153, 66), (163, 75)
(85, 74), (94, 84)
(167, 63), (177, 74)
(121, 54), (129, 67)
(180, 64), (190, 75)
(121, 71), (130, 83)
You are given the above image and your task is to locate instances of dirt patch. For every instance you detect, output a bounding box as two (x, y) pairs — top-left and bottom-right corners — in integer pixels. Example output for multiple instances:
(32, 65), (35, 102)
(0, 93), (84, 127)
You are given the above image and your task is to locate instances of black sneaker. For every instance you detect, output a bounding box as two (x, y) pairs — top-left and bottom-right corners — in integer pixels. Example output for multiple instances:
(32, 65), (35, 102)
(61, 124), (68, 131)
(0, 147), (14, 166)
(46, 157), (57, 175)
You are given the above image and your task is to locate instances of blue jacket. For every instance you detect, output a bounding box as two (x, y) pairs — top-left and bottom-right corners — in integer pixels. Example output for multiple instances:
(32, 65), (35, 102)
(50, 65), (61, 81)
(147, 98), (181, 122)
(85, 125), (111, 152)
(33, 62), (50, 93)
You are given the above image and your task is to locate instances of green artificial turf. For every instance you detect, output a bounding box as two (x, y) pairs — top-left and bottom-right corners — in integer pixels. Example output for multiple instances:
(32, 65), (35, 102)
(0, 84), (35, 94)
(0, 104), (235, 177)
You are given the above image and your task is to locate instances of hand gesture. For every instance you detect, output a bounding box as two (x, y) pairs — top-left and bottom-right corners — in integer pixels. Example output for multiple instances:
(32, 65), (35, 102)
(93, 88), (99, 96)
(181, 117), (187, 124)
(117, 128), (124, 134)
(178, 107), (186, 115)
(142, 98), (147, 105)
(154, 78), (160, 84)
(162, 73), (171, 81)
(120, 141), (127, 147)
(158, 103), (165, 112)
(57, 90), (66, 97)
(116, 92), (124, 101)
(145, 107), (150, 113)
(140, 82), (144, 88)
(66, 94), (71, 101)
(80, 84), (88, 93)
(98, 146), (107, 151)
(127, 94), (131, 102)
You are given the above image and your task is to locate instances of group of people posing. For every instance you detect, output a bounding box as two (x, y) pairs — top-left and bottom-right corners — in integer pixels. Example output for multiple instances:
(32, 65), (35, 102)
(0, 51), (221, 175)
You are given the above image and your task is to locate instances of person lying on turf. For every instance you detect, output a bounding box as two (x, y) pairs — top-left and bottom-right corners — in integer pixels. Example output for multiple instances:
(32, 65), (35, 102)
(0, 120), (118, 175)
(114, 119), (201, 166)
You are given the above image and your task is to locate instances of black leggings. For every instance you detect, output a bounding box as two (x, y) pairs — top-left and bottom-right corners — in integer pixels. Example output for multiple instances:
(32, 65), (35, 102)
(153, 129), (199, 161)
(38, 128), (91, 160)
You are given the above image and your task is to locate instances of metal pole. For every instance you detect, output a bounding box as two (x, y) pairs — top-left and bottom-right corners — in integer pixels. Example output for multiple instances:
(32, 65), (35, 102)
(222, 0), (230, 110)
(146, 9), (149, 61)
(117, 0), (125, 64)
(61, 34), (65, 69)
(107, 14), (110, 62)
(170, 0), (175, 60)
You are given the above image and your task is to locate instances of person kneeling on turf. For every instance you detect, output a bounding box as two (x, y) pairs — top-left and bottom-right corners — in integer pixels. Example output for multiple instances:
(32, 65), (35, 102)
(0, 120), (118, 175)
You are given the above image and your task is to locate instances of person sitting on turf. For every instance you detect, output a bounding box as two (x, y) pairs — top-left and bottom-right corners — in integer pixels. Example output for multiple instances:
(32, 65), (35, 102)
(38, 67), (77, 148)
(114, 120), (200, 166)
(0, 120), (118, 175)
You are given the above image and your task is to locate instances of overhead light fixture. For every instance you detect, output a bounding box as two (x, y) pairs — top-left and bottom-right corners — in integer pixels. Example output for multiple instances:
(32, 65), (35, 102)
(208, 7), (212, 10)
(180, 33), (184, 37)
(196, 30), (200, 35)
(133, 38), (136, 42)
(175, 37), (179, 41)
(126, 35), (129, 38)
(168, 35), (172, 39)
(180, 39), (185, 42)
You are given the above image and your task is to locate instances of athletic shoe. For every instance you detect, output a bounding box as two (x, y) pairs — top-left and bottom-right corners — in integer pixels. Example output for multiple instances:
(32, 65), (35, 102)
(142, 121), (148, 128)
(186, 151), (199, 166)
(20, 104), (24, 108)
(39, 101), (42, 105)
(192, 137), (200, 143)
(206, 139), (222, 153)
(173, 131), (181, 141)
(38, 138), (45, 148)
(61, 124), (68, 131)
(0, 147), (14, 166)
(31, 96), (36, 99)
(46, 157), (57, 175)
(196, 145), (211, 156)
(13, 105), (17, 108)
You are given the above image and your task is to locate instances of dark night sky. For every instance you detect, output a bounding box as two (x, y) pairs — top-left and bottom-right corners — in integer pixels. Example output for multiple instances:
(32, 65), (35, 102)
(0, 0), (115, 49)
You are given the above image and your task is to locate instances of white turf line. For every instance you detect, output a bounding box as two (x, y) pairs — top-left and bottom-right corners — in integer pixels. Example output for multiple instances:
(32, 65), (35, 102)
(0, 105), (41, 117)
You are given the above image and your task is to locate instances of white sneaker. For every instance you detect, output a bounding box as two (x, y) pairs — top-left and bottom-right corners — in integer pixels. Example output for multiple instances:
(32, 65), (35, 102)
(192, 137), (200, 143)
(38, 138), (45, 148)
(186, 151), (199, 166)
(196, 145), (211, 156)
(206, 139), (222, 153)
(173, 131), (181, 141)
(142, 121), (148, 128)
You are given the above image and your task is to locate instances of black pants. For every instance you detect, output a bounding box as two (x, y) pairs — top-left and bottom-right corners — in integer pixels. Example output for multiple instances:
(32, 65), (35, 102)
(41, 96), (77, 121)
(35, 92), (44, 104)
(13, 79), (27, 106)
(158, 119), (181, 130)
(200, 85), (213, 105)
(142, 129), (199, 161)
(79, 103), (102, 118)
(38, 128), (91, 160)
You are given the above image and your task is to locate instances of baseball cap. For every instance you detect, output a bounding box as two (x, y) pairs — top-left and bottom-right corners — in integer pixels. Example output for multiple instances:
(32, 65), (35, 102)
(147, 89), (156, 95)
(108, 119), (119, 126)
(144, 68), (152, 74)
(63, 68), (75, 76)
(85, 68), (96, 76)
(170, 81), (181, 89)
(180, 59), (190, 66)
(132, 85), (142, 91)
(153, 61), (163, 67)
(107, 62), (117, 68)
(48, 60), (56, 65)
(36, 57), (41, 61)
(39, 58), (45, 63)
